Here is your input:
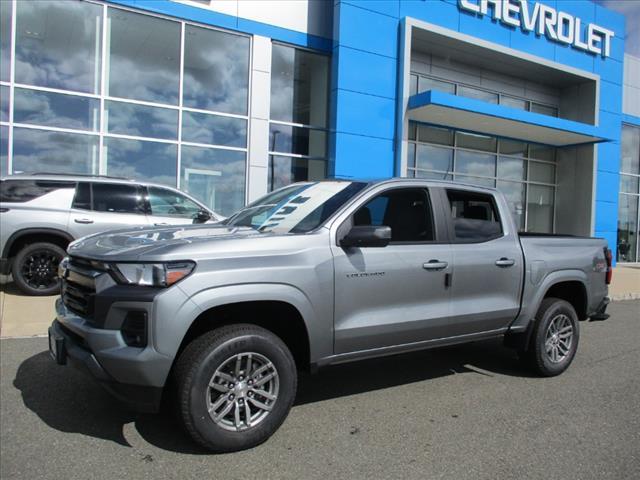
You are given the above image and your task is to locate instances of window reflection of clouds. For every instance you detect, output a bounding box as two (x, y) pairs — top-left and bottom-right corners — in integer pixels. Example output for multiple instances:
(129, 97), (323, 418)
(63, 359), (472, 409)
(1, 126), (8, 176)
(182, 112), (247, 147)
(497, 156), (526, 181)
(14, 88), (99, 131)
(180, 146), (246, 216)
(456, 150), (496, 177)
(0, 1), (10, 82)
(107, 9), (180, 105)
(105, 138), (177, 186)
(1, 86), (9, 122)
(15, 1), (102, 93)
(106, 101), (178, 140)
(12, 128), (99, 174)
(183, 25), (249, 115)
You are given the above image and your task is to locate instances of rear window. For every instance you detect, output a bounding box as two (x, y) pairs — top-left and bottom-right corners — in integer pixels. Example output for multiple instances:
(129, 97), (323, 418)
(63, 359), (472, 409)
(0, 179), (75, 203)
(91, 183), (146, 214)
(446, 189), (503, 242)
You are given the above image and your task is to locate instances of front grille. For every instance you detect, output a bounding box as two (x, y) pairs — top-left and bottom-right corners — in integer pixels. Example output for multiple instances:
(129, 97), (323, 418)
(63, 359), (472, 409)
(62, 257), (100, 319)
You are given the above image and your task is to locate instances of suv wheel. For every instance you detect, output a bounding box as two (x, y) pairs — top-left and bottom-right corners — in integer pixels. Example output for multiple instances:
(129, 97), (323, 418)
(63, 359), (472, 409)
(175, 324), (297, 452)
(520, 297), (580, 377)
(12, 242), (65, 296)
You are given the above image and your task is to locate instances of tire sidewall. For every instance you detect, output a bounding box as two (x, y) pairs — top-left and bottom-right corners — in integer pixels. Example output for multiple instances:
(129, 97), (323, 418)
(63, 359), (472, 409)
(186, 331), (297, 452)
(13, 242), (65, 296)
(534, 300), (580, 376)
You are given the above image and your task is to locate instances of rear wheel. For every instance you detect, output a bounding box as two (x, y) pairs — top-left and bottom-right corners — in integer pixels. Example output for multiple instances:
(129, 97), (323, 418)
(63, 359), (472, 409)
(175, 324), (297, 452)
(520, 297), (580, 377)
(12, 242), (65, 296)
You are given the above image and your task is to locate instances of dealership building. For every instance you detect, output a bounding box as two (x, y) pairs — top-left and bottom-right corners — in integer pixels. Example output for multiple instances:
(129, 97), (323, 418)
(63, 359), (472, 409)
(0, 0), (639, 263)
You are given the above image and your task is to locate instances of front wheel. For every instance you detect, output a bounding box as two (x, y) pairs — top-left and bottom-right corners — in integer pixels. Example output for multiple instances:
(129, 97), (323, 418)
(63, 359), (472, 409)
(175, 324), (297, 452)
(520, 298), (580, 377)
(12, 242), (65, 296)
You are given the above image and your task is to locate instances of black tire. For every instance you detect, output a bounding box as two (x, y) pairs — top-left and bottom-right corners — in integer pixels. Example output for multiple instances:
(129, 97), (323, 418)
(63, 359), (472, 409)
(175, 324), (297, 452)
(12, 242), (65, 296)
(520, 297), (580, 377)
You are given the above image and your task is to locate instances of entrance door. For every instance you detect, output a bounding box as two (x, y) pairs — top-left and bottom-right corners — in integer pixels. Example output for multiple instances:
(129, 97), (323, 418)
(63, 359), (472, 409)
(332, 186), (453, 354)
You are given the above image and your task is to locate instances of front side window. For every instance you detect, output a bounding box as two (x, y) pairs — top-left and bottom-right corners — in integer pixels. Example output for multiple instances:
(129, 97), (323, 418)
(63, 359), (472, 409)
(353, 188), (435, 243)
(147, 186), (203, 218)
(91, 183), (145, 214)
(446, 189), (503, 242)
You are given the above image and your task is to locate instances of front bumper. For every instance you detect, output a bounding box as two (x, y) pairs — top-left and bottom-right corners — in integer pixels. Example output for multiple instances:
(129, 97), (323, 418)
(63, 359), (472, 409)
(51, 298), (173, 413)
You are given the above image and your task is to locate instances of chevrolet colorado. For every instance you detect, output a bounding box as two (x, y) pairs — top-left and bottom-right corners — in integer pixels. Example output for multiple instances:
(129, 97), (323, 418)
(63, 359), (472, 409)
(49, 179), (611, 452)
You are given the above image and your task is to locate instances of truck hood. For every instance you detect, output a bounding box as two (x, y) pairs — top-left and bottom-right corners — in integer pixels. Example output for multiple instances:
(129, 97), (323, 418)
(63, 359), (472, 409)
(67, 224), (268, 261)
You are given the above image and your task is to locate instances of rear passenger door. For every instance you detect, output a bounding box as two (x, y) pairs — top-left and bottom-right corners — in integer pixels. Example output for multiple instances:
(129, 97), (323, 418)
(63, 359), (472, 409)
(67, 182), (150, 238)
(443, 188), (524, 335)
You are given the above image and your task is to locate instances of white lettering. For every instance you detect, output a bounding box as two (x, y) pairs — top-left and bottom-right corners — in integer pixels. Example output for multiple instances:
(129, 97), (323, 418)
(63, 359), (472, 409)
(457, 0), (615, 57)
(502, 0), (520, 28)
(556, 11), (574, 44)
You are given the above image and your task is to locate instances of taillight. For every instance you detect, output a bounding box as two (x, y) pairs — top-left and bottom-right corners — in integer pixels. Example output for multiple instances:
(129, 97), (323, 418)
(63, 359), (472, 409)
(604, 247), (612, 285)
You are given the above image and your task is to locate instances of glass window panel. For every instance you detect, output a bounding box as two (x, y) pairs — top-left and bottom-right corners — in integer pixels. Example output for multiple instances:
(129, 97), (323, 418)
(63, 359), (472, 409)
(104, 137), (177, 186)
(529, 161), (555, 184)
(455, 150), (496, 177)
(413, 170), (453, 181)
(418, 125), (454, 145)
(270, 45), (329, 126)
(620, 174), (640, 194)
(107, 9), (180, 104)
(268, 155), (326, 191)
(269, 124), (326, 158)
(180, 145), (246, 216)
(182, 111), (247, 148)
(531, 103), (558, 117)
(183, 25), (250, 114)
(527, 184), (554, 233)
(458, 85), (498, 104)
(1, 126), (8, 176)
(621, 124), (640, 174)
(497, 156), (526, 181)
(497, 180), (526, 230)
(407, 142), (416, 169)
(416, 144), (453, 172)
(617, 194), (638, 262)
(456, 131), (496, 152)
(408, 122), (417, 141)
(529, 143), (556, 161)
(446, 189), (502, 242)
(454, 174), (495, 187)
(499, 139), (527, 157)
(409, 74), (418, 96)
(15, 1), (101, 93)
(14, 88), (100, 131)
(92, 183), (146, 214)
(1, 85), (8, 122)
(0, 0), (11, 82)
(12, 128), (99, 174)
(105, 101), (178, 140)
(418, 76), (455, 94)
(500, 95), (528, 111)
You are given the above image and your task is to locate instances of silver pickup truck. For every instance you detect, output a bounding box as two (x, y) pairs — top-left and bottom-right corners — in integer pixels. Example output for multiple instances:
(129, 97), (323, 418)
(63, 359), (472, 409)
(48, 179), (611, 452)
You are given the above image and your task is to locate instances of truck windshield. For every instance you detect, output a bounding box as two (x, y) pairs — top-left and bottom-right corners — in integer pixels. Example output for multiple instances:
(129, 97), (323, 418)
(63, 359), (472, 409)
(223, 181), (368, 234)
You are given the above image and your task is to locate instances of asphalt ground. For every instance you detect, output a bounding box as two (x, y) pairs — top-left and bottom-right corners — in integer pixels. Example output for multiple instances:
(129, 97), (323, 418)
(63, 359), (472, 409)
(1, 301), (639, 480)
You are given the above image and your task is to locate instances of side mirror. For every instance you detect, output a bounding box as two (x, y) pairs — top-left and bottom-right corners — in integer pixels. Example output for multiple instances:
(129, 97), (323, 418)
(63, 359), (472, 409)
(193, 209), (212, 224)
(340, 225), (391, 248)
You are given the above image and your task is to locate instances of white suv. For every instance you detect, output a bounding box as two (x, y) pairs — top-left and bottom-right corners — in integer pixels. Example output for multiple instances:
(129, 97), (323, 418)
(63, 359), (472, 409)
(0, 174), (221, 295)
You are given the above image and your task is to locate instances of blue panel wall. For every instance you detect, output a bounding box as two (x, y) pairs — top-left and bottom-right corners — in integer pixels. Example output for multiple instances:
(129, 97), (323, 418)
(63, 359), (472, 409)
(330, 0), (626, 258)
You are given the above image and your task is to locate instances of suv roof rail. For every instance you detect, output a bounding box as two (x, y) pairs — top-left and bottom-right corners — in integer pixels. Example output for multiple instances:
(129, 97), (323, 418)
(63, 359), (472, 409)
(29, 172), (132, 181)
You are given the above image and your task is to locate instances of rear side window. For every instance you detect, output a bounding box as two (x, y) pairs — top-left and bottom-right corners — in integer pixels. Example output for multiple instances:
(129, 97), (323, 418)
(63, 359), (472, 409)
(0, 179), (75, 203)
(446, 189), (503, 242)
(91, 183), (146, 214)
(353, 188), (435, 243)
(72, 182), (91, 210)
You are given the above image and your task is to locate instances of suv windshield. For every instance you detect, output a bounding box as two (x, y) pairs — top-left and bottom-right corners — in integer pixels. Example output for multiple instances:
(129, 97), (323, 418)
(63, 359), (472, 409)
(224, 181), (368, 234)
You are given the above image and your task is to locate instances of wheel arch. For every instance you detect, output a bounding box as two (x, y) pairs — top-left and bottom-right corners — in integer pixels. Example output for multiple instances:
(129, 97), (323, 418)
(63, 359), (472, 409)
(3, 228), (74, 265)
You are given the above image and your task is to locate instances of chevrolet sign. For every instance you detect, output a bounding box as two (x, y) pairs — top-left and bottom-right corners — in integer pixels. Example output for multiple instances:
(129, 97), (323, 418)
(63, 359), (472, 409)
(459, 0), (615, 57)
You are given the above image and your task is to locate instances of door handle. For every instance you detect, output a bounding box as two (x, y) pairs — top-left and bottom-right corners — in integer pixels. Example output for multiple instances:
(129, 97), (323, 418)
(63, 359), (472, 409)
(74, 218), (94, 224)
(423, 260), (448, 271)
(154, 223), (169, 226)
(495, 257), (515, 267)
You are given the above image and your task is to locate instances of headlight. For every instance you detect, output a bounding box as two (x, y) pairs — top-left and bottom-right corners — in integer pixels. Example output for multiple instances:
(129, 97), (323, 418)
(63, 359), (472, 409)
(111, 261), (195, 287)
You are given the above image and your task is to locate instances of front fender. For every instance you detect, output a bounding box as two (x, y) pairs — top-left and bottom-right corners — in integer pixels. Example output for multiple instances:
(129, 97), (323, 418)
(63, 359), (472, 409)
(154, 283), (328, 364)
(510, 269), (589, 331)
